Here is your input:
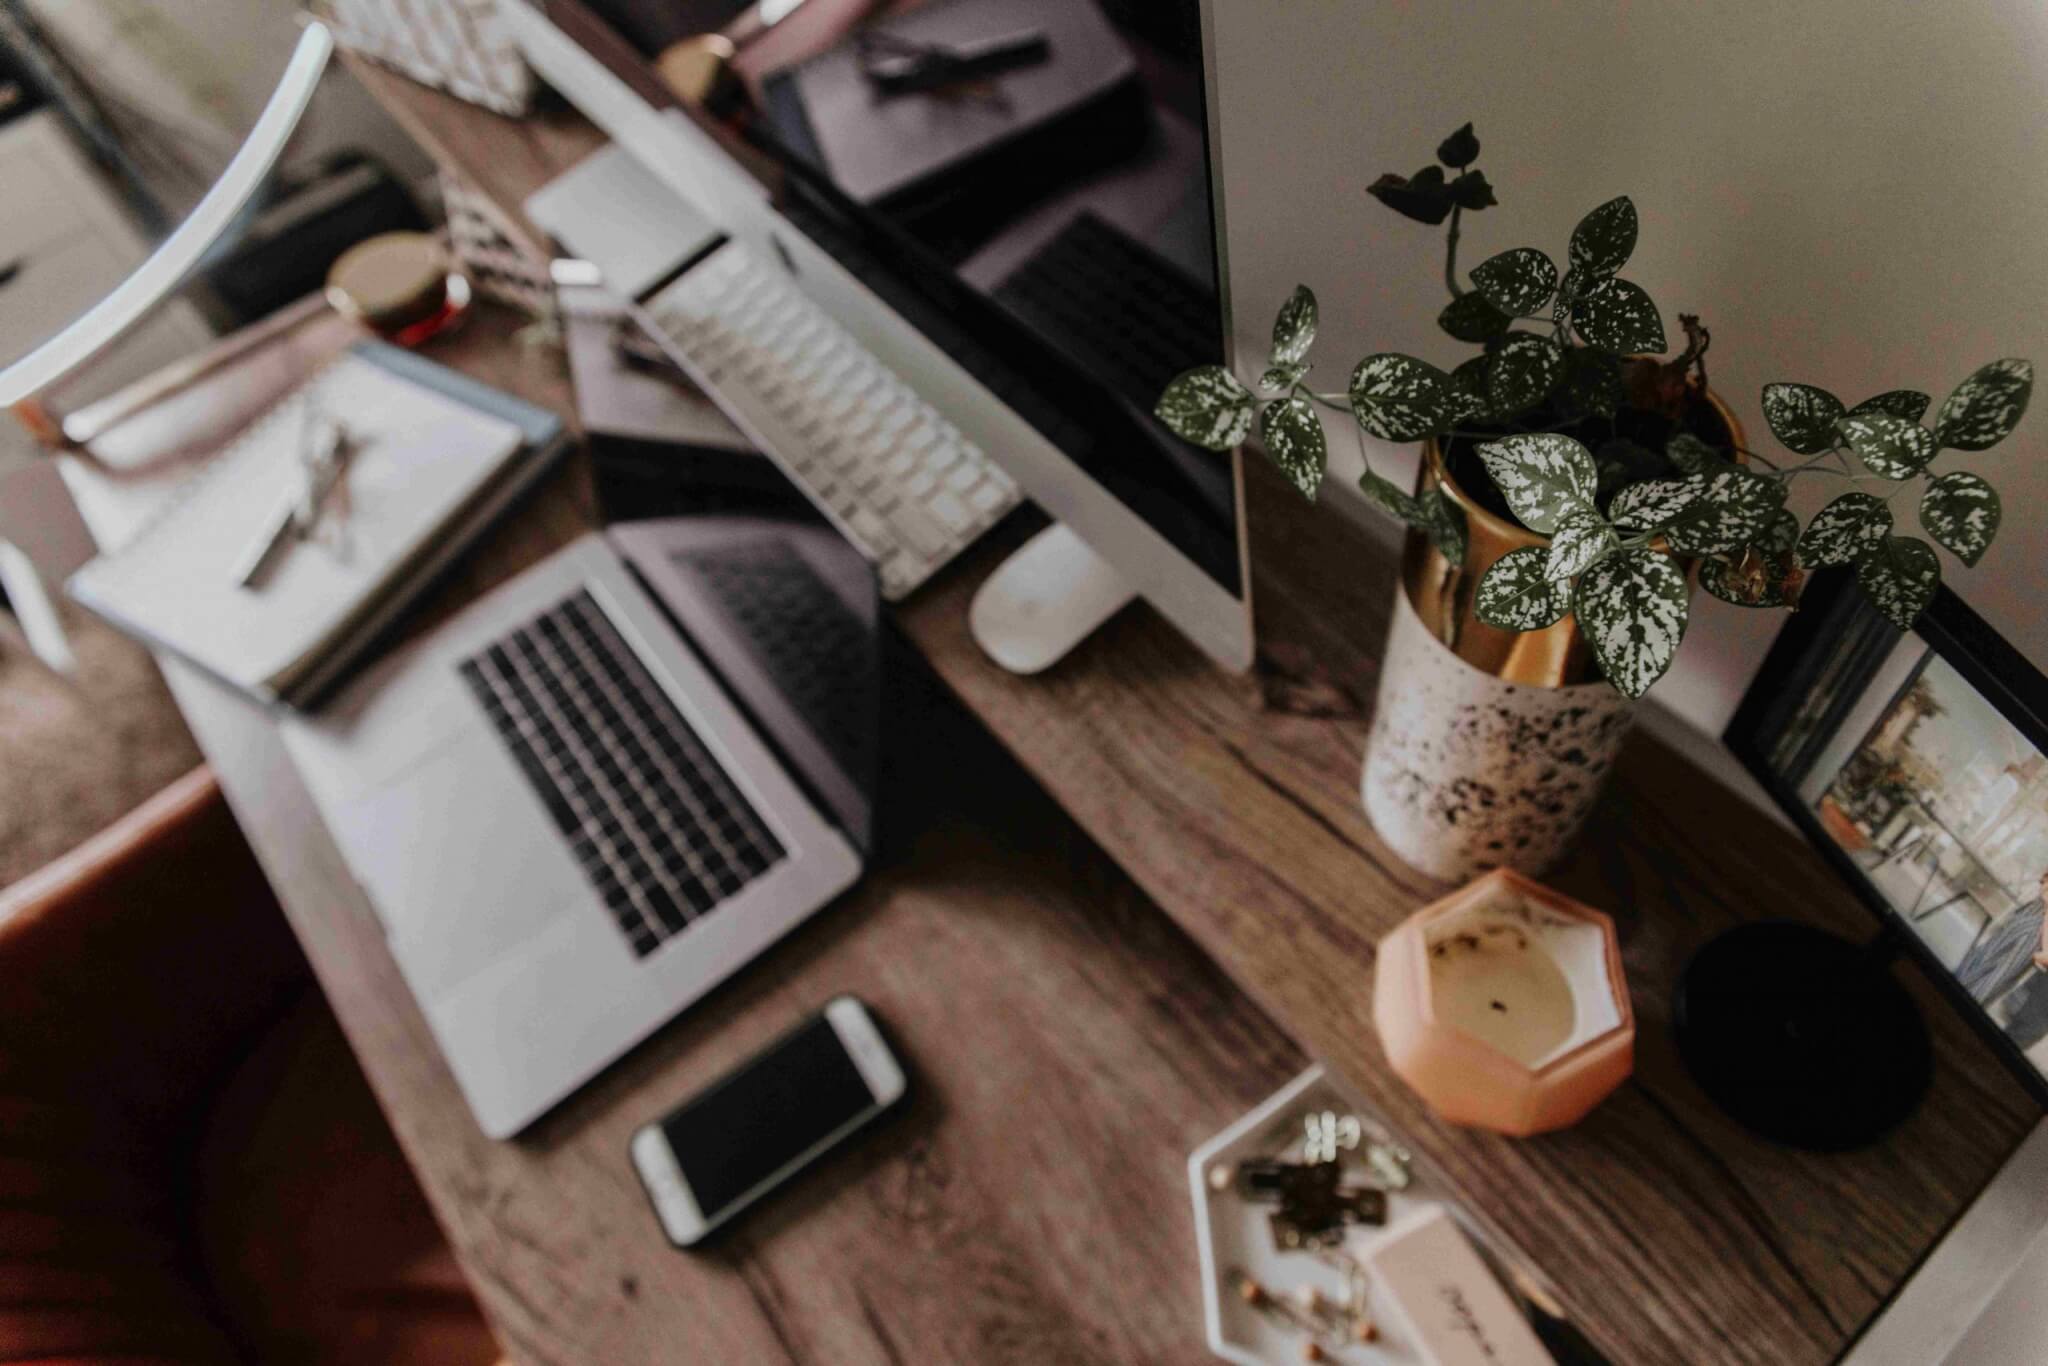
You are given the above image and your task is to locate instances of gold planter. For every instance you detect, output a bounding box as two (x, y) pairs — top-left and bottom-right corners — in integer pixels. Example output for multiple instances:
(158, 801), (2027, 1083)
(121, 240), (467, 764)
(1401, 389), (1746, 687)
(1361, 391), (1745, 879)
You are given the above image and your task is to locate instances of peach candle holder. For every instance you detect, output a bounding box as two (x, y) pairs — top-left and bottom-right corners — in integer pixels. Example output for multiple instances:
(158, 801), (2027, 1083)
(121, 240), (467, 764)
(1374, 869), (1633, 1136)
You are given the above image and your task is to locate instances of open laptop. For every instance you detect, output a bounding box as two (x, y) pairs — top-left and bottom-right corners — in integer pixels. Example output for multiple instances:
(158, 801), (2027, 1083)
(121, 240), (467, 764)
(282, 514), (880, 1137)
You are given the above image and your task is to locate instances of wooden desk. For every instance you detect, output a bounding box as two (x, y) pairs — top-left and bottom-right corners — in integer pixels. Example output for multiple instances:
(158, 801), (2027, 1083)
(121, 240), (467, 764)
(123, 56), (2037, 1366)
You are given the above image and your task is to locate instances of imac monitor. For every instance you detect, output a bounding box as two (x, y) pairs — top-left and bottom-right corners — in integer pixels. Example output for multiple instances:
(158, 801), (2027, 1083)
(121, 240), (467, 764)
(1712, 571), (2048, 1146)
(502, 0), (1253, 673)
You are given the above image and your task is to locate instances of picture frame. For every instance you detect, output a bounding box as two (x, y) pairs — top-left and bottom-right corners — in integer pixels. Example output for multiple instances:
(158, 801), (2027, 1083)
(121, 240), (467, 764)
(1726, 568), (2048, 1110)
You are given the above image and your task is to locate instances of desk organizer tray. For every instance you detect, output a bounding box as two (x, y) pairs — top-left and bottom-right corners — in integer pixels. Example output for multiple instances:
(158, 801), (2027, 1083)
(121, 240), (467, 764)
(1189, 1067), (1597, 1366)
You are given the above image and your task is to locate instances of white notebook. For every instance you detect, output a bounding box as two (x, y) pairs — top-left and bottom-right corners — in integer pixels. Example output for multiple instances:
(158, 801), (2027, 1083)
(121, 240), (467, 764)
(69, 344), (557, 707)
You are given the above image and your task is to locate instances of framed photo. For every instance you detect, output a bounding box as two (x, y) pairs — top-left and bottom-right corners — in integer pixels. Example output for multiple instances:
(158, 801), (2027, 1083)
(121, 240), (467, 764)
(1727, 570), (2048, 1107)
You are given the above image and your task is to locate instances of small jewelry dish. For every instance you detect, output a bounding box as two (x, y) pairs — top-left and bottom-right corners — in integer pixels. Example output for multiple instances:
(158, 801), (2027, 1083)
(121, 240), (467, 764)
(1188, 1067), (1564, 1365)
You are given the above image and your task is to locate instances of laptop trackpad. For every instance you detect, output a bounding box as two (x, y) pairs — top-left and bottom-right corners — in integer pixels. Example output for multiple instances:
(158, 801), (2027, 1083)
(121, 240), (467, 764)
(330, 730), (590, 1000)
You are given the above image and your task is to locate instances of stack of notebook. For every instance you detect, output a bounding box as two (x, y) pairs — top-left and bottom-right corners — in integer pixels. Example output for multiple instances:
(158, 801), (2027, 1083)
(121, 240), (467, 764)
(67, 340), (569, 709)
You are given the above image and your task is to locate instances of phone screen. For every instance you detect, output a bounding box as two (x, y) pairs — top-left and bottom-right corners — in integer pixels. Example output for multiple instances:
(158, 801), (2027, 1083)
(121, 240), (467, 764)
(661, 1015), (878, 1220)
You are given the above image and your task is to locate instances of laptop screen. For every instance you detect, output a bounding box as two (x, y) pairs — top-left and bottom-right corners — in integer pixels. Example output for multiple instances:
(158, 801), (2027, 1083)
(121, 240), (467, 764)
(610, 515), (882, 858)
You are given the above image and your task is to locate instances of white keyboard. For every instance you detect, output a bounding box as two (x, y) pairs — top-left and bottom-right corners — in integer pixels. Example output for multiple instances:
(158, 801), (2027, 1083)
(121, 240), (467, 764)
(641, 241), (1020, 600)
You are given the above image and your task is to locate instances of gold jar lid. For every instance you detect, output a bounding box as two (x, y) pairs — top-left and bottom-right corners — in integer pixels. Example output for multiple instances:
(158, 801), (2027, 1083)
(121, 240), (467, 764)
(326, 232), (452, 334)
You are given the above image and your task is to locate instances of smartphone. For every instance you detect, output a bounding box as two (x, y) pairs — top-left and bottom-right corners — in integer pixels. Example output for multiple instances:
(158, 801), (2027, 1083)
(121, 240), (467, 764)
(631, 996), (908, 1246)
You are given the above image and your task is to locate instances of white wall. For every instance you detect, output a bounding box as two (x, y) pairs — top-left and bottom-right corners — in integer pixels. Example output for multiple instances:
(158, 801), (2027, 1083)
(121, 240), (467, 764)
(1210, 0), (2048, 739)
(24, 0), (432, 215)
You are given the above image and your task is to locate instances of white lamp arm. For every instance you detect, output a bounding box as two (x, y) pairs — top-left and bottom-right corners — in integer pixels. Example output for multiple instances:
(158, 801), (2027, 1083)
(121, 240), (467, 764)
(0, 21), (334, 409)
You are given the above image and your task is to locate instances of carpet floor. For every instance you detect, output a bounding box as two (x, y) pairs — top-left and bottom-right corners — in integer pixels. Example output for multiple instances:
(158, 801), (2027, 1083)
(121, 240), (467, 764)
(0, 602), (202, 890)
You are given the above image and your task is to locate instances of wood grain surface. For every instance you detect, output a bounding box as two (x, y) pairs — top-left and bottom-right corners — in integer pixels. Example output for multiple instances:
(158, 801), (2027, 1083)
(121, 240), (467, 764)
(898, 458), (2037, 1364)
(167, 608), (1307, 1366)
(126, 59), (2039, 1366)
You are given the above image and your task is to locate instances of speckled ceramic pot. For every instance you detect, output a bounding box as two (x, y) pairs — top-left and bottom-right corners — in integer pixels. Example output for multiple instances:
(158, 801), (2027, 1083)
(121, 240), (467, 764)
(1363, 588), (1633, 879)
(1362, 391), (1743, 880)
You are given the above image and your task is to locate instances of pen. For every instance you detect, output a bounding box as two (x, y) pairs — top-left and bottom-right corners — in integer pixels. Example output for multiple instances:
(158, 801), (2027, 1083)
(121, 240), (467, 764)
(232, 484), (303, 588)
(234, 407), (350, 589)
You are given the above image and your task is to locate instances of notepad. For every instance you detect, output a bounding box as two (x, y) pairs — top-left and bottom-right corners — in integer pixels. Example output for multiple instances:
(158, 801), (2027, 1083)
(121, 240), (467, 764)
(68, 341), (566, 708)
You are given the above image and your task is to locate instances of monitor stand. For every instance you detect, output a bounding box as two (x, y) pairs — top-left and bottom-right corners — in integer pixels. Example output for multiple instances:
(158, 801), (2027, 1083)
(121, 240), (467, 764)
(969, 523), (1136, 675)
(1674, 920), (1932, 1152)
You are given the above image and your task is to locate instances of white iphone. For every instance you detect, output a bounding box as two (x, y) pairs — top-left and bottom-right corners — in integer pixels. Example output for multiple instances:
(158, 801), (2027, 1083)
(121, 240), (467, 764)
(630, 996), (909, 1247)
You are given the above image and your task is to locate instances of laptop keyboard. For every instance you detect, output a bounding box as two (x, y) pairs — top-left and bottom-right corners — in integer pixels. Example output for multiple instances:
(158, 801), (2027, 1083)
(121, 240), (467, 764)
(458, 590), (785, 958)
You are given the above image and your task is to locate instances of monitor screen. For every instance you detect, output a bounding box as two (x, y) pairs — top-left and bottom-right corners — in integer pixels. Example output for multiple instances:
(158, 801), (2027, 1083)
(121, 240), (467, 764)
(1731, 574), (2048, 1102)
(740, 0), (1240, 595)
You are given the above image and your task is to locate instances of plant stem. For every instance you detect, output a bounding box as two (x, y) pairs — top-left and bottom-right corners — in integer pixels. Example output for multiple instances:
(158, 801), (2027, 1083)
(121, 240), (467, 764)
(1351, 417), (1380, 480)
(1444, 203), (1465, 300)
(1775, 447), (1845, 478)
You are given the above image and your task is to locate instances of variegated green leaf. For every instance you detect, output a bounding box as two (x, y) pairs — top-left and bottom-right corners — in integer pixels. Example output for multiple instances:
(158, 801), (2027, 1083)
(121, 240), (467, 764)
(1841, 411), (1935, 479)
(1437, 122), (1480, 169)
(1593, 438), (1663, 498)
(1258, 397), (1327, 499)
(1438, 291), (1513, 343)
(1609, 478), (1701, 530)
(1934, 359), (2033, 451)
(1798, 492), (1891, 566)
(1357, 468), (1419, 521)
(1856, 536), (1940, 631)
(1665, 432), (1718, 475)
(1760, 382), (1846, 455)
(1469, 247), (1558, 317)
(1270, 285), (1317, 368)
(1757, 504), (1800, 555)
(1415, 487), (1468, 565)
(1546, 505), (1617, 581)
(1349, 353), (1452, 443)
(1477, 432), (1596, 535)
(1920, 471), (2001, 567)
(1446, 355), (1492, 421)
(1155, 365), (1255, 450)
(1572, 277), (1666, 355)
(1851, 390), (1931, 423)
(1553, 348), (1624, 421)
(1259, 363), (1307, 392)
(1701, 508), (1801, 608)
(1485, 332), (1565, 414)
(1449, 169), (1496, 210)
(1368, 166), (1455, 224)
(1575, 548), (1689, 699)
(1569, 196), (1637, 278)
(1663, 465), (1787, 555)
(1475, 546), (1568, 630)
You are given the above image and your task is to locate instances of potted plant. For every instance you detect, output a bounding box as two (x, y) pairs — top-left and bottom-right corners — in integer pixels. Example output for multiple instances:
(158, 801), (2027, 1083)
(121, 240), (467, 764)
(1156, 123), (2026, 880)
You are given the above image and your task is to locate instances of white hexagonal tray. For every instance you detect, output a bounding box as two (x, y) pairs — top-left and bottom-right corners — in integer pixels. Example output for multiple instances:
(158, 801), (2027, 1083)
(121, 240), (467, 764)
(1188, 1066), (1571, 1365)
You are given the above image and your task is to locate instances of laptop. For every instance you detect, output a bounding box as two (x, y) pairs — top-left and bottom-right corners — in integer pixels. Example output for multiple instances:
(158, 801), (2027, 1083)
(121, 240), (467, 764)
(282, 514), (881, 1137)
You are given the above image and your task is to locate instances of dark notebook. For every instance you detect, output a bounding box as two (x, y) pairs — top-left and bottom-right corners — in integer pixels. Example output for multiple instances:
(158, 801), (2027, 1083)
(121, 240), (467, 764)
(761, 0), (1146, 233)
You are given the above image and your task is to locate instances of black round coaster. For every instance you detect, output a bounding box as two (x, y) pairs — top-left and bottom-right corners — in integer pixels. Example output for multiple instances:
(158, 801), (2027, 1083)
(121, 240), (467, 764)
(1675, 921), (1932, 1152)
